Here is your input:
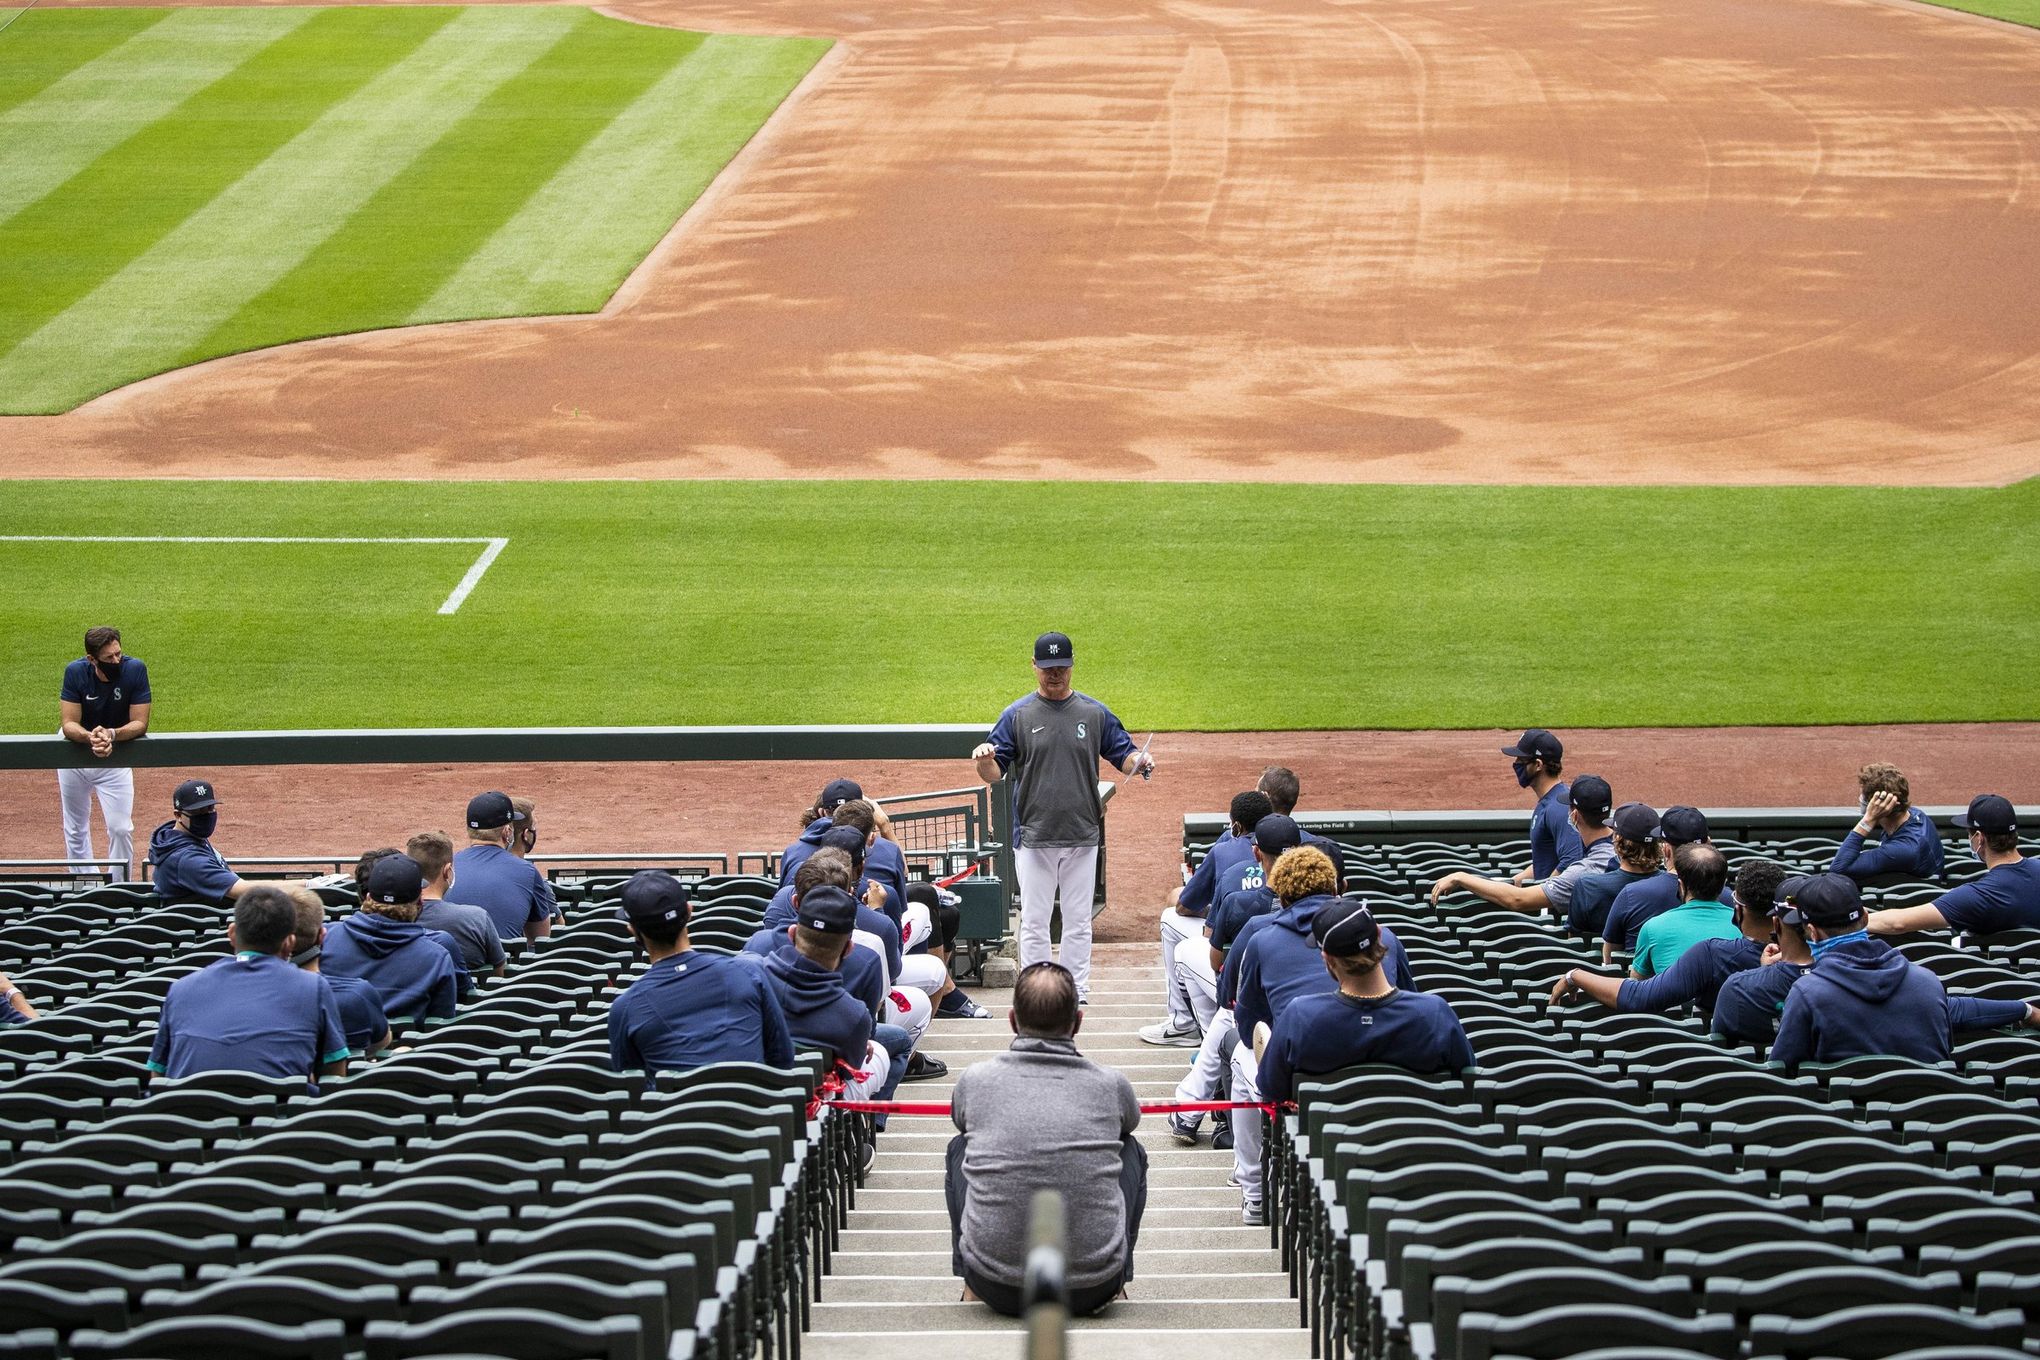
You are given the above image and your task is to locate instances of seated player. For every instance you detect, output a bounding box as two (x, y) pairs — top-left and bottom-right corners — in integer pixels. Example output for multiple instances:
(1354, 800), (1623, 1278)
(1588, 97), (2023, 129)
(1768, 874), (1951, 1066)
(147, 885), (349, 1081)
(321, 855), (463, 1020)
(752, 885), (901, 1129)
(1870, 795), (2039, 936)
(948, 962), (1144, 1318)
(1146, 790), (1272, 1047)
(1831, 762), (1945, 883)
(1571, 804), (1666, 952)
(283, 883), (390, 1058)
(149, 779), (250, 905)
(1602, 805), (1730, 954)
(1427, 775), (1617, 919)
(1256, 898), (1474, 1109)
(1629, 844), (1738, 977)
(918, 881), (992, 1019)
(607, 870), (794, 1074)
(448, 791), (556, 943)
(0, 972), (39, 1025)
(410, 830), (507, 980)
(765, 835), (904, 978)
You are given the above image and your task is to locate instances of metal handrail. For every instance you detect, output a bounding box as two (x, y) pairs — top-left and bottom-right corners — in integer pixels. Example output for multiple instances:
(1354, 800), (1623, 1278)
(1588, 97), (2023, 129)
(1021, 1190), (1069, 1360)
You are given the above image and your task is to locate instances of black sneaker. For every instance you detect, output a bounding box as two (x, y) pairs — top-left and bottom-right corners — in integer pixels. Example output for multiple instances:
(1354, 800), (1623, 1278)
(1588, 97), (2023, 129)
(901, 1052), (949, 1083)
(936, 991), (992, 1019)
(857, 1136), (876, 1175)
(1213, 1124), (1234, 1151)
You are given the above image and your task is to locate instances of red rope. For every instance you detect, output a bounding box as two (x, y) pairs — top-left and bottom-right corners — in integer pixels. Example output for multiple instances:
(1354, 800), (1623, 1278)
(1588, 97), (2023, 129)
(818, 1098), (1288, 1116)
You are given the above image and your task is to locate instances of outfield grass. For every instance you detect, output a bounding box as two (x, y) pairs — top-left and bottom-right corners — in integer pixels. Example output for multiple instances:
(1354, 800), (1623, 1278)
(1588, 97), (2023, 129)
(1914, 0), (2040, 26)
(0, 7), (827, 413)
(2, 480), (2036, 733)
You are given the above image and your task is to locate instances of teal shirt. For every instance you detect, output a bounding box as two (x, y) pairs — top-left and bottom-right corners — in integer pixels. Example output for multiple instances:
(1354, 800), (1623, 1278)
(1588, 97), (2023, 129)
(1631, 900), (1740, 978)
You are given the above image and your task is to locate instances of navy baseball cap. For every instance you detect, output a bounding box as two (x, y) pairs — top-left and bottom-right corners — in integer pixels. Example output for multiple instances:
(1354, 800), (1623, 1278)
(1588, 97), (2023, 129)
(1253, 813), (1303, 855)
(1502, 729), (1562, 763)
(466, 791), (514, 830)
(797, 885), (857, 934)
(1953, 794), (2017, 835)
(1312, 898), (1380, 955)
(820, 825), (867, 860)
(1661, 806), (1710, 846)
(819, 778), (863, 809)
(1033, 632), (1074, 668)
(1769, 873), (1814, 919)
(364, 854), (424, 905)
(1568, 775), (1613, 821)
(1781, 873), (1864, 930)
(173, 779), (219, 812)
(1611, 802), (1663, 841)
(620, 871), (690, 926)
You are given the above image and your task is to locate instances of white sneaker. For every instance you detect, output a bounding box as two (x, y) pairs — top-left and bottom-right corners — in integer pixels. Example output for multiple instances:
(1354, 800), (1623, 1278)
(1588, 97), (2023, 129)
(1242, 1200), (1266, 1226)
(1138, 1020), (1202, 1047)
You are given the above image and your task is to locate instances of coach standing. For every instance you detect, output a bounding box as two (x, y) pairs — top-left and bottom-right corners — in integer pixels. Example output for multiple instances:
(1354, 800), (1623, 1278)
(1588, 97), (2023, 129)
(973, 632), (1153, 1003)
(58, 626), (151, 878)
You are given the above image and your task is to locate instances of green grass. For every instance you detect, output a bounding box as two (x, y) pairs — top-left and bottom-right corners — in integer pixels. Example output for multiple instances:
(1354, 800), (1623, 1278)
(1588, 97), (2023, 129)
(2, 479), (2036, 733)
(1912, 0), (2040, 26)
(0, 6), (827, 413)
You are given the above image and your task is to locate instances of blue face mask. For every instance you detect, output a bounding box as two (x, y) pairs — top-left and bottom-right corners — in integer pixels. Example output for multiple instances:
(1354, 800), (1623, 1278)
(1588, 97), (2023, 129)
(1513, 761), (1535, 789)
(186, 809), (218, 839)
(1811, 928), (1869, 959)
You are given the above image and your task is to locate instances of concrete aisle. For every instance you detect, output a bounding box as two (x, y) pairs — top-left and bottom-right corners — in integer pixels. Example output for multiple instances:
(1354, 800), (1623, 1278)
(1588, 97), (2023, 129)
(800, 943), (1310, 1359)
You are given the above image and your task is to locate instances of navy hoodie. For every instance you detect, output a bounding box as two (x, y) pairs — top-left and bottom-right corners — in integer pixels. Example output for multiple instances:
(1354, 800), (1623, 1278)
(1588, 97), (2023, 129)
(1768, 937), (1949, 1066)
(780, 821), (909, 927)
(149, 821), (240, 906)
(321, 912), (462, 1020)
(742, 926), (885, 1019)
(762, 883), (902, 978)
(756, 948), (874, 1068)
(1231, 894), (1414, 1040)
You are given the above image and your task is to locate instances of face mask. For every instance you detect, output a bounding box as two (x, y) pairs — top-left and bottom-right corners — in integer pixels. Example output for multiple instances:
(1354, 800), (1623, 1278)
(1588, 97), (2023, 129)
(186, 809), (218, 838)
(1810, 928), (1868, 959)
(1513, 761), (1535, 789)
(96, 658), (120, 679)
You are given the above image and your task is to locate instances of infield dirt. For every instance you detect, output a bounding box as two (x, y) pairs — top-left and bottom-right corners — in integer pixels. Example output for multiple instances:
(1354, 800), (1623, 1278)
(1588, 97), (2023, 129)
(4, 0), (2039, 483)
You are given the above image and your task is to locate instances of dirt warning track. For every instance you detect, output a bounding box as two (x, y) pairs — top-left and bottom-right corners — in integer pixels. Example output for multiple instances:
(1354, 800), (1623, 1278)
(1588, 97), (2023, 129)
(8, 0), (2040, 485)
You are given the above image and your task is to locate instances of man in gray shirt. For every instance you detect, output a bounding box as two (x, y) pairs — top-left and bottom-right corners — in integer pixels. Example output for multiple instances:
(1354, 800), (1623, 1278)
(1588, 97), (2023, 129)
(973, 632), (1152, 1001)
(947, 962), (1146, 1315)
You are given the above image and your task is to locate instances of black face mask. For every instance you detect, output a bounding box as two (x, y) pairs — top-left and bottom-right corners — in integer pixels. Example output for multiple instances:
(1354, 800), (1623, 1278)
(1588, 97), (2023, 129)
(186, 809), (218, 838)
(95, 658), (121, 680)
(1513, 760), (1535, 789)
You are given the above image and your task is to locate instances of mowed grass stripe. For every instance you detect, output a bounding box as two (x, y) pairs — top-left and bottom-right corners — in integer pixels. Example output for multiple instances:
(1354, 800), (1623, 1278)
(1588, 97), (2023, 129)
(207, 12), (704, 354)
(0, 7), (310, 226)
(413, 32), (830, 323)
(0, 7), (577, 412)
(0, 7), (168, 120)
(0, 7), (426, 371)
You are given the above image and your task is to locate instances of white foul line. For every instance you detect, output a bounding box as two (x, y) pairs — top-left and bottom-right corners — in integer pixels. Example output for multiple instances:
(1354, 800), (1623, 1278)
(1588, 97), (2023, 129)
(0, 535), (510, 616)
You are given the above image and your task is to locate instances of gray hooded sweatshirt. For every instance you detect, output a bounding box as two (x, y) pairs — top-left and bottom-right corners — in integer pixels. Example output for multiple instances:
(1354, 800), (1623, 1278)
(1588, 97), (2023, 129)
(951, 1034), (1141, 1288)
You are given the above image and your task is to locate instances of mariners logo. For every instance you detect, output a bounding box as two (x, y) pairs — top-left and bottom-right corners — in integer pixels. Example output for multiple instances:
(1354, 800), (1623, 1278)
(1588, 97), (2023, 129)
(1076, 721), (1087, 739)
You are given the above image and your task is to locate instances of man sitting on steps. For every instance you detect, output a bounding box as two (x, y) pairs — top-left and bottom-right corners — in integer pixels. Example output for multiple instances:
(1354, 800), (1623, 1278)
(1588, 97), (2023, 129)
(947, 961), (1146, 1318)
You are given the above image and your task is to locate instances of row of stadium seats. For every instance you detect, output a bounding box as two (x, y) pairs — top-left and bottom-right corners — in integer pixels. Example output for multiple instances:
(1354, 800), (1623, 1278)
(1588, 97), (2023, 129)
(1268, 889), (2040, 1360)
(0, 884), (866, 1360)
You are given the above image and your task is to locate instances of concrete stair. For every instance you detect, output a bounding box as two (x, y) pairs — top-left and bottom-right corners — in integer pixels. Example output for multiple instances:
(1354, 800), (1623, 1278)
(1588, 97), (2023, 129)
(800, 943), (1308, 1359)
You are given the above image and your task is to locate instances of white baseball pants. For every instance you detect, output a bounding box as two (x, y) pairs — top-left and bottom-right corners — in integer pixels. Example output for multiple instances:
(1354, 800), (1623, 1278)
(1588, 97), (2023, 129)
(1016, 844), (1099, 994)
(1172, 1006), (1238, 1132)
(1174, 935), (1219, 1032)
(59, 764), (135, 877)
(1158, 908), (1202, 1029)
(1231, 1042), (1264, 1205)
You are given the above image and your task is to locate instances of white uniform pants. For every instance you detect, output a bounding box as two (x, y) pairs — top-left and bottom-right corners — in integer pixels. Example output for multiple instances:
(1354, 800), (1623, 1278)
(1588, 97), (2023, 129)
(883, 984), (932, 1051)
(842, 1042), (892, 1100)
(1159, 908), (1202, 1029)
(1173, 1007), (1238, 1131)
(1230, 1042), (1264, 1204)
(59, 764), (134, 877)
(1016, 845), (1099, 993)
(1174, 935), (1219, 1032)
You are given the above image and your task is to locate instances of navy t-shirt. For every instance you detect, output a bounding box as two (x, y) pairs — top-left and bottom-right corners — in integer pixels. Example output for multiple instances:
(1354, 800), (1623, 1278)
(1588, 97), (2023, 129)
(1711, 960), (1807, 1042)
(1934, 859), (2040, 935)
(1832, 808), (1946, 881)
(1530, 782), (1585, 879)
(148, 954), (348, 1079)
(608, 950), (795, 1073)
(1180, 832), (1257, 916)
(322, 972), (388, 1054)
(1257, 990), (1475, 1104)
(1566, 867), (1656, 940)
(61, 656), (150, 732)
(1209, 883), (1276, 955)
(448, 844), (558, 939)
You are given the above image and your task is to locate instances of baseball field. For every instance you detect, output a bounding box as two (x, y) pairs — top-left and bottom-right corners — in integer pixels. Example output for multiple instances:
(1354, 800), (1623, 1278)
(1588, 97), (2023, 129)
(3, 0), (2039, 891)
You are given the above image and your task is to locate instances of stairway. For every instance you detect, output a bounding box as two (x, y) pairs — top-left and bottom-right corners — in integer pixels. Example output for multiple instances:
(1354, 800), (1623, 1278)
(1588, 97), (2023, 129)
(800, 943), (1311, 1358)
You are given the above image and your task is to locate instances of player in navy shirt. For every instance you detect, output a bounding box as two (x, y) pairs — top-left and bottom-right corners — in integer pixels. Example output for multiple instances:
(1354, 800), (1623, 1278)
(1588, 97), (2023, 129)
(762, 839), (903, 977)
(1601, 805), (1733, 953)
(1831, 763), (1945, 883)
(1562, 803), (1664, 945)
(448, 791), (557, 942)
(608, 871), (794, 1075)
(1145, 790), (1272, 1047)
(1258, 898), (1474, 1106)
(148, 886), (350, 1081)
(1769, 875), (1951, 1066)
(322, 855), (463, 1020)
(59, 626), (151, 878)
(285, 885), (390, 1057)
(750, 887), (898, 1106)
(1502, 729), (1585, 880)
(1871, 795), (2040, 937)
(149, 779), (250, 906)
